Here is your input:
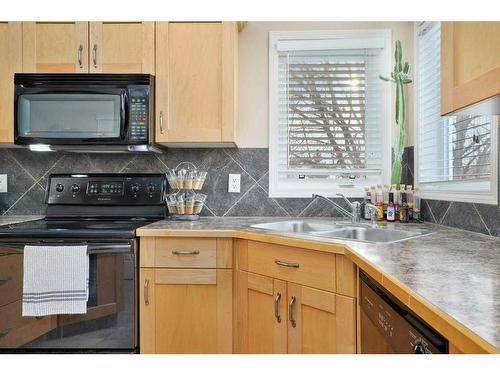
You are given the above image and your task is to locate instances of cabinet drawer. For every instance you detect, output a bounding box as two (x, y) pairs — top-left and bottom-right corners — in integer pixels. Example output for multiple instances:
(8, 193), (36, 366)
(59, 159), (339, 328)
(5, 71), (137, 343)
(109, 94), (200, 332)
(0, 254), (23, 308)
(247, 241), (336, 292)
(154, 238), (217, 268)
(0, 300), (56, 348)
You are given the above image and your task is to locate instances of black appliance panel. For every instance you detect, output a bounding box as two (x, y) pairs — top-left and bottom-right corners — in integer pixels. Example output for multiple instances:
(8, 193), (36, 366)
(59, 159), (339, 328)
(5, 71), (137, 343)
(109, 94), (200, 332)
(360, 272), (448, 354)
(47, 174), (166, 206)
(14, 73), (154, 146)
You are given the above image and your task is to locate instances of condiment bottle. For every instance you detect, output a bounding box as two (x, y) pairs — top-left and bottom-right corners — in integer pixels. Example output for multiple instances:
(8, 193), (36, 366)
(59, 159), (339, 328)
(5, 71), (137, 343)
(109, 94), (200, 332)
(386, 192), (396, 222)
(363, 187), (372, 220)
(383, 184), (389, 219)
(412, 187), (421, 221)
(370, 186), (377, 204)
(399, 192), (409, 223)
(375, 185), (384, 221)
(406, 185), (414, 219)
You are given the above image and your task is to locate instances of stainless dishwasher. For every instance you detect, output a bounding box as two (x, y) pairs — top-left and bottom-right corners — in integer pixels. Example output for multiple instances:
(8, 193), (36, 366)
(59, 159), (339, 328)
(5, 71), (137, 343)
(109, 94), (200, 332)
(360, 271), (448, 354)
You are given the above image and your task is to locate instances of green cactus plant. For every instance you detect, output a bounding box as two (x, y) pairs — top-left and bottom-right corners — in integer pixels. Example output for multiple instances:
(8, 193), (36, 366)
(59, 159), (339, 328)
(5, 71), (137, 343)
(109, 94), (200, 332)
(379, 40), (412, 185)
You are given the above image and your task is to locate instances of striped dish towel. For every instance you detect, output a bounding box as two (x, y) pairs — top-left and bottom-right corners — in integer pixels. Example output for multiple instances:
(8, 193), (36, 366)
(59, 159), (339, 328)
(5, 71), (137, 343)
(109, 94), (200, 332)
(22, 245), (89, 317)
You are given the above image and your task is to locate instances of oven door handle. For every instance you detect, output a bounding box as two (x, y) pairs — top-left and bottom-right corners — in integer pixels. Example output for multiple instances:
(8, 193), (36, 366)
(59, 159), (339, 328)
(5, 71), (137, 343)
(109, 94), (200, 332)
(0, 242), (132, 255)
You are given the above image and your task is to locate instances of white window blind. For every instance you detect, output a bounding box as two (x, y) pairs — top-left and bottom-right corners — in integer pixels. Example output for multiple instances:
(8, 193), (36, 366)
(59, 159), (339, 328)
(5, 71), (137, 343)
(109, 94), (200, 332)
(416, 22), (498, 203)
(269, 31), (391, 198)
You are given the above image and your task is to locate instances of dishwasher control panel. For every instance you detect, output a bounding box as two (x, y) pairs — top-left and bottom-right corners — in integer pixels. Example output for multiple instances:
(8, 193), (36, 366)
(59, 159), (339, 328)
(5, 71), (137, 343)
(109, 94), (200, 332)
(360, 272), (448, 354)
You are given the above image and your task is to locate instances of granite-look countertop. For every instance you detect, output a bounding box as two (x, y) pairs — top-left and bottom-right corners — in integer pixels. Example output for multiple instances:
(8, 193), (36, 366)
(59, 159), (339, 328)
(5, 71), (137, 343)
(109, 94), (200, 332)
(0, 215), (43, 226)
(137, 217), (500, 351)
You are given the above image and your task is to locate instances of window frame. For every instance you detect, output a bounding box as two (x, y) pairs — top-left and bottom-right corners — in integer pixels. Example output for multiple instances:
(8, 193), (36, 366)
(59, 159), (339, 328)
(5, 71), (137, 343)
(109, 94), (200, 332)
(268, 29), (393, 198)
(413, 22), (498, 205)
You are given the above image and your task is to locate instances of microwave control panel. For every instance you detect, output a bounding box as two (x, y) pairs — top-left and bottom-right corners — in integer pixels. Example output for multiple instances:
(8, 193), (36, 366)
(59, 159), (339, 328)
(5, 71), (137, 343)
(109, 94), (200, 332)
(129, 86), (149, 141)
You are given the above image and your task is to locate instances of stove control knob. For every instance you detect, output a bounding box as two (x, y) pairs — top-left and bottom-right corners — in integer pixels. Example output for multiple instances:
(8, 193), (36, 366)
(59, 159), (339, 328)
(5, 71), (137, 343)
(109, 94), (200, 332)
(55, 183), (64, 192)
(131, 183), (140, 193)
(147, 183), (155, 193)
(71, 184), (80, 193)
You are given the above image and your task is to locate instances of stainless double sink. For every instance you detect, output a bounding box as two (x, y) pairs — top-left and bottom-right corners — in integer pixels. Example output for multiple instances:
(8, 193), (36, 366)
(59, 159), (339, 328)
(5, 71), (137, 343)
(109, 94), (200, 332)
(250, 220), (430, 244)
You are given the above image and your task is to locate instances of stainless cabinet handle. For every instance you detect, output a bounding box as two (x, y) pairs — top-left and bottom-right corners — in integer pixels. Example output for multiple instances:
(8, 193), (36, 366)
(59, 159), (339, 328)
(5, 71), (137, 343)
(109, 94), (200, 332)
(172, 250), (200, 255)
(144, 279), (150, 306)
(77, 44), (83, 68)
(274, 292), (282, 323)
(0, 329), (11, 338)
(289, 296), (296, 328)
(92, 44), (98, 68)
(0, 276), (12, 286)
(159, 111), (164, 134)
(275, 259), (300, 268)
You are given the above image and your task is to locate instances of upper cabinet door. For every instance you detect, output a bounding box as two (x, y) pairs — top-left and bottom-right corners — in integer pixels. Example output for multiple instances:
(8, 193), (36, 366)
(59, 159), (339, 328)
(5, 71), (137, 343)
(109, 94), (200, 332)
(89, 22), (154, 74)
(441, 22), (500, 114)
(155, 22), (238, 145)
(0, 22), (22, 143)
(22, 22), (88, 73)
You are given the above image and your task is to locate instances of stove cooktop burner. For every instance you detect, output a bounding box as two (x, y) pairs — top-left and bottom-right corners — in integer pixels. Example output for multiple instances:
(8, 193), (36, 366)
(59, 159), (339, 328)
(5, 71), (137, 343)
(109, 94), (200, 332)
(0, 219), (155, 239)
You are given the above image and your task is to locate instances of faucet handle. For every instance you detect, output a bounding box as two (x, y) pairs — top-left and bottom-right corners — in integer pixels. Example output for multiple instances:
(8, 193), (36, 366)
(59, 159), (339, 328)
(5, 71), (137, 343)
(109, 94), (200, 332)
(336, 193), (354, 207)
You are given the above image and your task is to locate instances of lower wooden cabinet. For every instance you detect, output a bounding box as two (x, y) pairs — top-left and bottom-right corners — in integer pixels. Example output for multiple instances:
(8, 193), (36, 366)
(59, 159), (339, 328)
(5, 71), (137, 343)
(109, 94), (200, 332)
(140, 268), (232, 354)
(139, 237), (357, 354)
(235, 270), (356, 354)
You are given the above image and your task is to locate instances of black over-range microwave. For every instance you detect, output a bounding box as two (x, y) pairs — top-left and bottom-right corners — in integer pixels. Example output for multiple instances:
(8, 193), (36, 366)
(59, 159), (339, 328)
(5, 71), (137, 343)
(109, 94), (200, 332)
(14, 73), (161, 152)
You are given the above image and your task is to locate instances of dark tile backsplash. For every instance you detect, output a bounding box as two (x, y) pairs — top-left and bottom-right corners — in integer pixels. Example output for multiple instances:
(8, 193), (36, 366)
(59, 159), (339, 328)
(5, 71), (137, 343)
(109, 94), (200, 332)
(402, 146), (499, 238)
(0, 148), (355, 219)
(1, 146), (498, 237)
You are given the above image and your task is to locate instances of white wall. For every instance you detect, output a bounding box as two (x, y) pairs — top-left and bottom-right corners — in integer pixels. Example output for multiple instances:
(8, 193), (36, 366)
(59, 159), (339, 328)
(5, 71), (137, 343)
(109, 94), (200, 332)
(237, 21), (415, 148)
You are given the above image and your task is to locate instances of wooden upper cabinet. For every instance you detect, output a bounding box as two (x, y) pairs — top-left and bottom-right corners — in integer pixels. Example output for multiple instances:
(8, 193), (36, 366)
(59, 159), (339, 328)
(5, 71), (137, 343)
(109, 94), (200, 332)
(155, 22), (238, 145)
(22, 22), (88, 73)
(441, 22), (500, 114)
(0, 22), (22, 143)
(89, 22), (154, 74)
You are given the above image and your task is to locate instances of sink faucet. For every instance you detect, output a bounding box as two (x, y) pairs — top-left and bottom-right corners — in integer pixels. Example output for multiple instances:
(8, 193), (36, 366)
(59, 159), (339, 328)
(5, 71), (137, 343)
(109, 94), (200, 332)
(312, 193), (361, 224)
(364, 203), (379, 228)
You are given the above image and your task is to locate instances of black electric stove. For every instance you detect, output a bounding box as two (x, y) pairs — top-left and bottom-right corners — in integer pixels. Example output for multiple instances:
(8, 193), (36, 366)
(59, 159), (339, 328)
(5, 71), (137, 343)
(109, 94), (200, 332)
(0, 173), (167, 353)
(0, 173), (167, 239)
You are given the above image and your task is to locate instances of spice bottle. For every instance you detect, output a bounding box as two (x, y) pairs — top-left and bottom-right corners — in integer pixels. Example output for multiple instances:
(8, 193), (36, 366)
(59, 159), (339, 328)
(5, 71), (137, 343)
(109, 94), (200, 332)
(370, 186), (377, 204)
(375, 185), (384, 221)
(386, 192), (396, 222)
(406, 185), (414, 219)
(383, 184), (389, 219)
(399, 192), (409, 223)
(363, 187), (372, 220)
(413, 187), (421, 221)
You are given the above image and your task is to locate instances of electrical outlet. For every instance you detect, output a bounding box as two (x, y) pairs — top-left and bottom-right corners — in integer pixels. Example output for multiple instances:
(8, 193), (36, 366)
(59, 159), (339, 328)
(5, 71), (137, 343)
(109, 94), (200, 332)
(228, 174), (241, 193)
(0, 174), (7, 193)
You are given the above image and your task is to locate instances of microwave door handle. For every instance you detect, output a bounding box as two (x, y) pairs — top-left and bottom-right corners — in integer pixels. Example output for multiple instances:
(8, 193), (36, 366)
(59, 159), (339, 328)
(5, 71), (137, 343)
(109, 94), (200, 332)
(121, 91), (129, 139)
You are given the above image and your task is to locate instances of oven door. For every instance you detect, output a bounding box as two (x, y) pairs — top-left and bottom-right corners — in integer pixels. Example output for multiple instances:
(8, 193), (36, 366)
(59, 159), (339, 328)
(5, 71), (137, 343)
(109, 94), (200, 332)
(0, 240), (137, 352)
(14, 87), (128, 145)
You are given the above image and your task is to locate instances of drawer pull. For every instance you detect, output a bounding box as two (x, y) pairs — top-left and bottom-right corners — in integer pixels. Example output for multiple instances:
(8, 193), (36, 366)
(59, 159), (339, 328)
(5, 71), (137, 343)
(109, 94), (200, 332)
(172, 250), (200, 255)
(144, 279), (150, 306)
(274, 259), (300, 268)
(0, 329), (11, 338)
(289, 296), (297, 328)
(274, 292), (282, 323)
(0, 276), (12, 286)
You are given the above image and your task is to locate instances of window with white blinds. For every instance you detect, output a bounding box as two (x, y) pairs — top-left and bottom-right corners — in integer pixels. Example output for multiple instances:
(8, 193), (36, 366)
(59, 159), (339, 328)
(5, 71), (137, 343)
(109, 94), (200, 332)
(269, 31), (391, 198)
(416, 22), (498, 204)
